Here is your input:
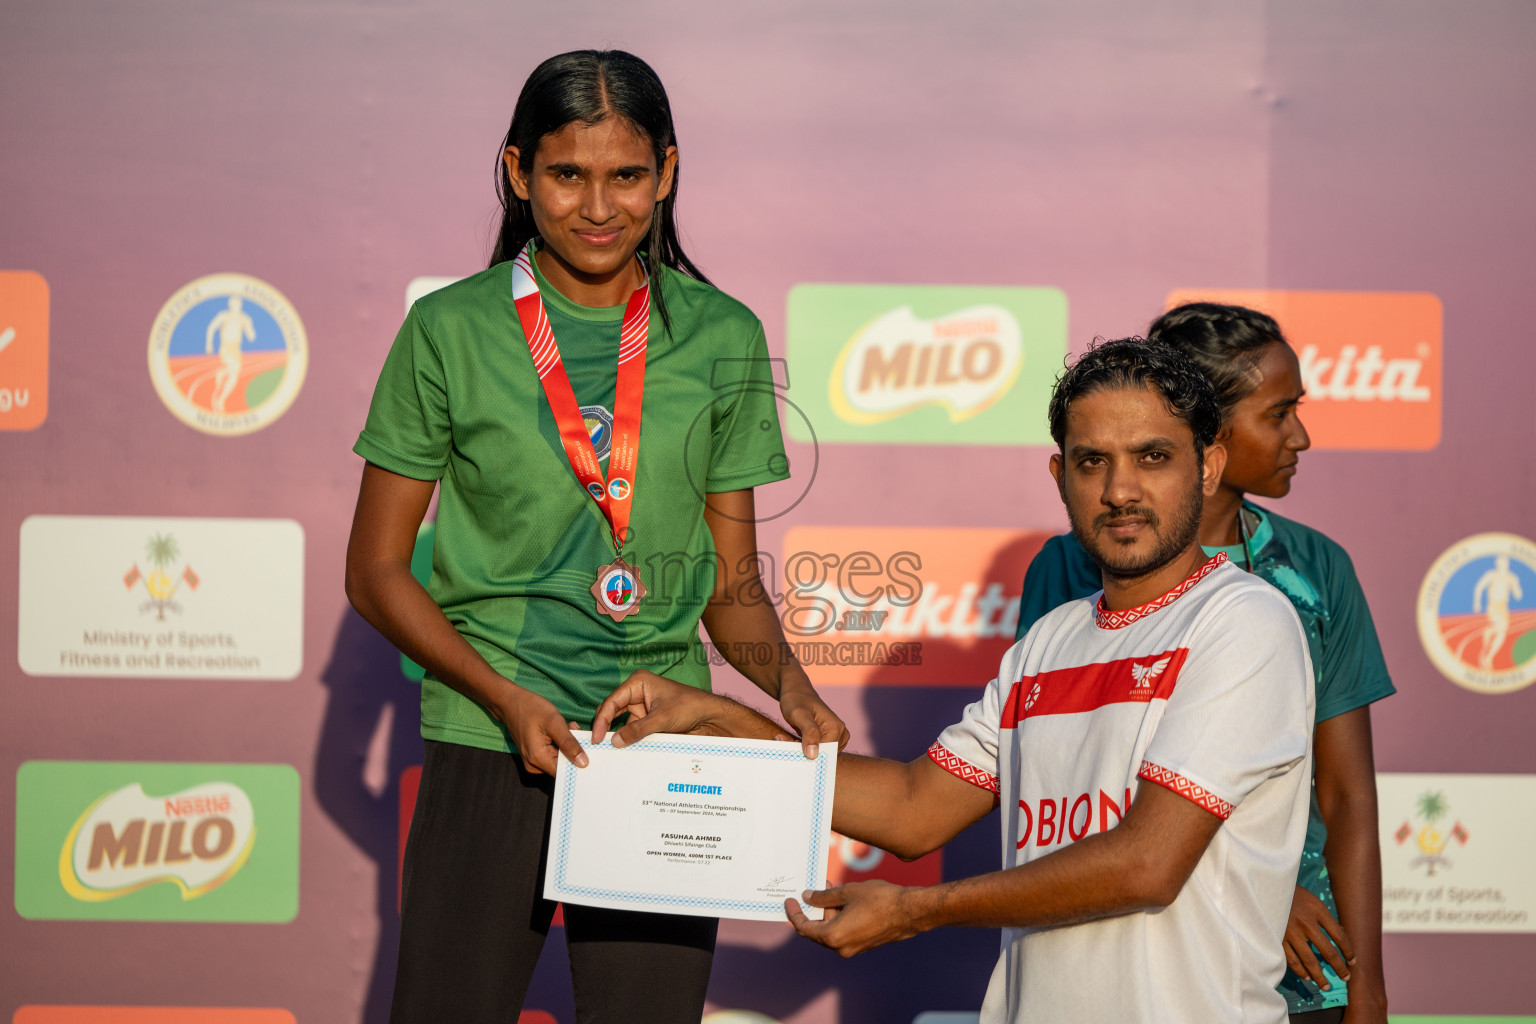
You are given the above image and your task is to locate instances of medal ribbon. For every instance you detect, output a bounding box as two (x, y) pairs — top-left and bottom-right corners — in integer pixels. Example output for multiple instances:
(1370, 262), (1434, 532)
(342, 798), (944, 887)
(511, 241), (648, 555)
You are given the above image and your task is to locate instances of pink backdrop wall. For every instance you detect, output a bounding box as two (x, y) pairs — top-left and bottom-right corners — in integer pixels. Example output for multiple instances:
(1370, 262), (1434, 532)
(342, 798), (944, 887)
(2, 0), (1533, 1019)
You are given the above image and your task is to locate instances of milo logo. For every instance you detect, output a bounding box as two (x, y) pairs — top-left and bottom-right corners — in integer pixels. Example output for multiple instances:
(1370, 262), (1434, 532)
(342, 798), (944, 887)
(61, 782), (255, 901)
(15, 761), (299, 922)
(786, 283), (1065, 446)
(831, 304), (1022, 422)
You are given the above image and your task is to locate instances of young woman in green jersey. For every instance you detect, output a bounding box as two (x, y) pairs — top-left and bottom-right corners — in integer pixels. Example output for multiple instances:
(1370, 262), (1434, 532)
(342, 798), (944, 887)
(346, 50), (847, 1023)
(1015, 304), (1393, 1024)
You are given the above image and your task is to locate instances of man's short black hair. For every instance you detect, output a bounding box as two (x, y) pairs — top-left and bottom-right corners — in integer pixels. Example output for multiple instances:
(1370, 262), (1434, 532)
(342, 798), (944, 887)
(1047, 337), (1222, 453)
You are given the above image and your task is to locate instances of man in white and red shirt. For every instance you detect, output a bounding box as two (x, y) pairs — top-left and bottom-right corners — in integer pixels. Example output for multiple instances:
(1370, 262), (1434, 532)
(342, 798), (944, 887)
(594, 338), (1315, 1023)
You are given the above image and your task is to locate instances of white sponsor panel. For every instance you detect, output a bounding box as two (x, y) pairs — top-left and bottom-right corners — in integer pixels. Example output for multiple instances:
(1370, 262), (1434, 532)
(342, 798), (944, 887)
(1379, 772), (1536, 932)
(18, 515), (304, 679)
(404, 276), (465, 314)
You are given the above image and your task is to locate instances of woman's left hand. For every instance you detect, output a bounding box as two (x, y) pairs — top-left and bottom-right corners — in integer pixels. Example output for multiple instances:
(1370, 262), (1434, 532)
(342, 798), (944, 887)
(779, 681), (849, 758)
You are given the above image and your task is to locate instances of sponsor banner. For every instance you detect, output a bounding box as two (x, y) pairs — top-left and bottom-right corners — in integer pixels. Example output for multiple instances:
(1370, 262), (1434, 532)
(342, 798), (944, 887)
(14, 1010), (295, 1023)
(825, 833), (941, 888)
(148, 273), (307, 436)
(14, 761), (299, 922)
(1165, 289), (1442, 450)
(786, 284), (1066, 445)
(1417, 533), (1536, 695)
(17, 515), (304, 680)
(404, 276), (464, 314)
(0, 269), (49, 431)
(1379, 773), (1536, 932)
(778, 527), (1051, 686)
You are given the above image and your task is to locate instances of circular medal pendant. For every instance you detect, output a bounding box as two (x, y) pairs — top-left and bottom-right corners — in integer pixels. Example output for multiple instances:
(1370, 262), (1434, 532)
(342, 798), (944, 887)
(592, 556), (646, 622)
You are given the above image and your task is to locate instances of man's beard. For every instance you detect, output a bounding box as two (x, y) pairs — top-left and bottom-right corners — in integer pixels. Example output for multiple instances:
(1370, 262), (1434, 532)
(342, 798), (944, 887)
(1068, 480), (1203, 583)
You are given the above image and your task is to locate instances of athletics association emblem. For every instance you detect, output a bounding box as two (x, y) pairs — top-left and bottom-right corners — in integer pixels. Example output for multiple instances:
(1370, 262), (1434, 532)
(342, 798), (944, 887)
(581, 404), (613, 461)
(123, 533), (199, 621)
(148, 273), (308, 436)
(591, 556), (647, 622)
(1394, 789), (1469, 877)
(1417, 533), (1536, 694)
(607, 477), (631, 501)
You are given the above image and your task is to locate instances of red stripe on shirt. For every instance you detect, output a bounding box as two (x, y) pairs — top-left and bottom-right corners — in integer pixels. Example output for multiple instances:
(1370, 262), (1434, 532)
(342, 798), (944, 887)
(1000, 648), (1189, 727)
(1137, 760), (1234, 819)
(927, 741), (999, 794)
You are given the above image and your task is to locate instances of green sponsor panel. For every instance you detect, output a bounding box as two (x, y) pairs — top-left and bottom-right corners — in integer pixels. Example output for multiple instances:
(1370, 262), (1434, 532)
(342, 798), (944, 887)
(15, 760), (299, 922)
(786, 283), (1066, 446)
(400, 520), (435, 682)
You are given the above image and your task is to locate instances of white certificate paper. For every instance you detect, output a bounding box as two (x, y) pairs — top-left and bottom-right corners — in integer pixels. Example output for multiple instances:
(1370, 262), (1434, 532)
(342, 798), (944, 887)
(544, 731), (837, 922)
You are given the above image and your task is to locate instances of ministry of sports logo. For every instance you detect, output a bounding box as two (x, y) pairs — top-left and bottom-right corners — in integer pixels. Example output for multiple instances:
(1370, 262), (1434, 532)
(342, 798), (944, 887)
(1393, 789), (1468, 877)
(1417, 532), (1536, 694)
(122, 532), (199, 621)
(148, 273), (308, 436)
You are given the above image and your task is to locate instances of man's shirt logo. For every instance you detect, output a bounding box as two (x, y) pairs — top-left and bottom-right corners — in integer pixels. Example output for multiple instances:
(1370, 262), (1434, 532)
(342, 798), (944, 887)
(1129, 656), (1171, 698)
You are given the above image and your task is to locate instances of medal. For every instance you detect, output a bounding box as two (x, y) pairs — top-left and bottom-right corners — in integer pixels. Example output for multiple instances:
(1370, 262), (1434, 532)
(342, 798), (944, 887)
(590, 555), (648, 622)
(511, 241), (651, 622)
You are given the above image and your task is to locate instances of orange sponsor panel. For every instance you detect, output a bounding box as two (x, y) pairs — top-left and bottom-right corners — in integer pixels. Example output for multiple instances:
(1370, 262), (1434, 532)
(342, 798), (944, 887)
(778, 527), (1052, 686)
(1164, 289), (1442, 450)
(0, 269), (50, 431)
(14, 1010), (294, 1024)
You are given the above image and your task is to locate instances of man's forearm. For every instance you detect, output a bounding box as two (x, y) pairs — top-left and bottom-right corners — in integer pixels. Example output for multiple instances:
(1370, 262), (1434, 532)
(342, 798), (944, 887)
(902, 815), (1172, 933)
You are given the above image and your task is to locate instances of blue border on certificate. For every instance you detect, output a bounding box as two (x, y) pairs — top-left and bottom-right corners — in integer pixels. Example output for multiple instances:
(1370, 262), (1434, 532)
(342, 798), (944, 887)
(551, 737), (830, 915)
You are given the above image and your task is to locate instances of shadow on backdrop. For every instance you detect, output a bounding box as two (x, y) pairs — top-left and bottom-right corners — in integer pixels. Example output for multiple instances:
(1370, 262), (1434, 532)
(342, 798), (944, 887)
(314, 608), (425, 1024)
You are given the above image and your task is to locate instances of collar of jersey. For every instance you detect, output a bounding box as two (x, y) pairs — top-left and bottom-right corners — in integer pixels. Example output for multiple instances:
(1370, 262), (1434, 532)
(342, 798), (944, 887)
(527, 242), (628, 323)
(1200, 501), (1274, 564)
(1094, 552), (1229, 630)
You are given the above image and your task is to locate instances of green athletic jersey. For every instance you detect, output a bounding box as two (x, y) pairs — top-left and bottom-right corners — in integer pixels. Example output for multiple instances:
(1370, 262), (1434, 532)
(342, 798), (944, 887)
(1013, 503), (1395, 1012)
(355, 255), (789, 753)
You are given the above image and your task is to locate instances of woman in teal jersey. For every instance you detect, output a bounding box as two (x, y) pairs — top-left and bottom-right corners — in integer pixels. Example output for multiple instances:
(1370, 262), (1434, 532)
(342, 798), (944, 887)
(1015, 304), (1393, 1024)
(346, 50), (847, 1023)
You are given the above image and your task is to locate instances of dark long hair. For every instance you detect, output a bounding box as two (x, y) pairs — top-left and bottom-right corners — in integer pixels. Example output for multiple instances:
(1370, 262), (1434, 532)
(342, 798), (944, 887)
(1147, 303), (1285, 422)
(489, 49), (710, 324)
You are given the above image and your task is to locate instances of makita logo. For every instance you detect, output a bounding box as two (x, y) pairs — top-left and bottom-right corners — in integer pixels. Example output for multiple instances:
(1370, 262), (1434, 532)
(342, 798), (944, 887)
(831, 304), (1022, 422)
(1298, 344), (1432, 402)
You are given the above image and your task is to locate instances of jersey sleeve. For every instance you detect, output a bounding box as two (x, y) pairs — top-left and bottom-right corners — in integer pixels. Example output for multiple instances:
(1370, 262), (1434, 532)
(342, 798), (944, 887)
(1314, 545), (1396, 722)
(1138, 587), (1313, 819)
(928, 674), (1006, 794)
(1015, 534), (1103, 642)
(705, 322), (791, 493)
(353, 305), (452, 481)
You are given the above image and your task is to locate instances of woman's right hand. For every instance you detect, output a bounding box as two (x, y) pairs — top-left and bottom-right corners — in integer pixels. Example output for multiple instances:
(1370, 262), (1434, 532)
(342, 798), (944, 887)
(1284, 884), (1354, 990)
(496, 686), (589, 775)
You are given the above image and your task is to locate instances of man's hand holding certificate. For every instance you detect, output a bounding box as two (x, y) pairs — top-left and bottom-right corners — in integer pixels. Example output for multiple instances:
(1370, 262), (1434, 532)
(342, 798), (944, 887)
(543, 672), (838, 922)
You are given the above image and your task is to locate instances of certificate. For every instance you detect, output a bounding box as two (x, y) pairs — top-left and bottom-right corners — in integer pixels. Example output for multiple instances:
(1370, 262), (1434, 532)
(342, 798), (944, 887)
(544, 731), (837, 922)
